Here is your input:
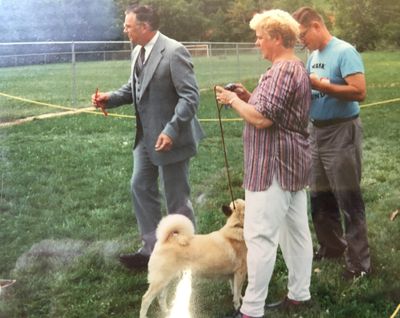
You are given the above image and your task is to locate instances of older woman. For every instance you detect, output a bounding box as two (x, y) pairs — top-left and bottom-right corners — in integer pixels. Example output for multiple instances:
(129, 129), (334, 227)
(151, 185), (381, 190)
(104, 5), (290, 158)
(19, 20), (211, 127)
(216, 9), (313, 318)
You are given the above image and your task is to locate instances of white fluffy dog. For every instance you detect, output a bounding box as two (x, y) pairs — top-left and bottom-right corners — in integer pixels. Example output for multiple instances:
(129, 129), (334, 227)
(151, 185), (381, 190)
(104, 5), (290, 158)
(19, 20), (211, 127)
(139, 199), (247, 318)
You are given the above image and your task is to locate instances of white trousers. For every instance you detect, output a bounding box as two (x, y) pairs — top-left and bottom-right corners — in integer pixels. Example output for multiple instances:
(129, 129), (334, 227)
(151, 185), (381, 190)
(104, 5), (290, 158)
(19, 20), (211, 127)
(240, 178), (313, 317)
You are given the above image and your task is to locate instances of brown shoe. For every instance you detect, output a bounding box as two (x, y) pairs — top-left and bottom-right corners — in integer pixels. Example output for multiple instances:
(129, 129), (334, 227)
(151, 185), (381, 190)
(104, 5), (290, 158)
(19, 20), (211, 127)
(119, 252), (149, 270)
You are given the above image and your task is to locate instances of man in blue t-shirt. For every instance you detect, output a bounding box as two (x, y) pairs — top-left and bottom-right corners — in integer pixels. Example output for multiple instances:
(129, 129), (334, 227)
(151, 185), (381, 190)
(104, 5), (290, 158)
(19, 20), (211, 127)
(293, 7), (371, 280)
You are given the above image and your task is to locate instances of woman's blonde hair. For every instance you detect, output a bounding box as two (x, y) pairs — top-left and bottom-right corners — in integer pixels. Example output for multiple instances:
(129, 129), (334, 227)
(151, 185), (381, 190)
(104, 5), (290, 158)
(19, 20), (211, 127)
(249, 9), (299, 48)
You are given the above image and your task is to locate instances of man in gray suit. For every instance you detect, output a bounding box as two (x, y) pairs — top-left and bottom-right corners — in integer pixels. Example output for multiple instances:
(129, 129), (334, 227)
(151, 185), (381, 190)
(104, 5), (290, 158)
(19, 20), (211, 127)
(92, 4), (204, 270)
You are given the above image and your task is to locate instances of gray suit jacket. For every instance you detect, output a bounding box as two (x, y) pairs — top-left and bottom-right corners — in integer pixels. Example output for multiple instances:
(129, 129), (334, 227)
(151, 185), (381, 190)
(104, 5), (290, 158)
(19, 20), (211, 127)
(107, 33), (205, 166)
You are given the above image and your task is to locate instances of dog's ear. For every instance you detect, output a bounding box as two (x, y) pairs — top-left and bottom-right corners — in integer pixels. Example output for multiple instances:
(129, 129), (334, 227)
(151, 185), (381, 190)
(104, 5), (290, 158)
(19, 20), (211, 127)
(221, 205), (233, 217)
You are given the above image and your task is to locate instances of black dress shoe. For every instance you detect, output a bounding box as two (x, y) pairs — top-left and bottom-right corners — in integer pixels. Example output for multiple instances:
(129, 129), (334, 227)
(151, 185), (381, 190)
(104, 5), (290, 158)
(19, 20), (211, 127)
(265, 296), (310, 311)
(119, 252), (150, 270)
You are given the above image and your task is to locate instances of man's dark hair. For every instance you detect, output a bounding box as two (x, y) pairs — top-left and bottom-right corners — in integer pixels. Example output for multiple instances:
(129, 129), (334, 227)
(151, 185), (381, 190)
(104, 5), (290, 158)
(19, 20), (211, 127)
(126, 4), (160, 31)
(292, 7), (324, 27)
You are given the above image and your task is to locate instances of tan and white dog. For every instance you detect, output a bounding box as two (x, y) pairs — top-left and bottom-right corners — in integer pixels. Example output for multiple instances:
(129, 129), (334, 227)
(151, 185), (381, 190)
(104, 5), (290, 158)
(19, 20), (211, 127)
(139, 199), (247, 318)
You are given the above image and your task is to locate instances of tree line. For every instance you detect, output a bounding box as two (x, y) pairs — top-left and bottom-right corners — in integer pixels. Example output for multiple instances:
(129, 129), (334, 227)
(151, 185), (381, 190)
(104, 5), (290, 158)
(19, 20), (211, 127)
(1, 0), (399, 51)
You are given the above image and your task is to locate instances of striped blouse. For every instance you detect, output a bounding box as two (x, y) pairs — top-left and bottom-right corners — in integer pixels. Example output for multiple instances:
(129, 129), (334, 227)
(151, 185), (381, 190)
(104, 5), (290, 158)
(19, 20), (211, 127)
(243, 60), (311, 192)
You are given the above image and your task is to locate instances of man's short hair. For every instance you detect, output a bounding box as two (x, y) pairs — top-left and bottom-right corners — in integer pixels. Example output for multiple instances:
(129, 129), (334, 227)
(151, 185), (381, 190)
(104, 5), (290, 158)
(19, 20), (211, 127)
(292, 7), (324, 27)
(125, 4), (160, 31)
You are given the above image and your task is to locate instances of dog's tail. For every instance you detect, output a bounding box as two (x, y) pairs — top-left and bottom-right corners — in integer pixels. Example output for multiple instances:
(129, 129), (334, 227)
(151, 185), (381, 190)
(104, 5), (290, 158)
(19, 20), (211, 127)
(156, 214), (195, 244)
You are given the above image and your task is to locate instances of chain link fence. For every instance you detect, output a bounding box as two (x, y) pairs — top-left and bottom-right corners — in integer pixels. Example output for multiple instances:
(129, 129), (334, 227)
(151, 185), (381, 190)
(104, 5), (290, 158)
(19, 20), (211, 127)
(0, 41), (307, 110)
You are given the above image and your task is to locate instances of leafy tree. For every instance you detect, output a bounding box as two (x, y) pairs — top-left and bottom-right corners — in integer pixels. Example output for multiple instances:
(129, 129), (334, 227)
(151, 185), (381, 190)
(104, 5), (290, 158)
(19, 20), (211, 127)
(224, 0), (258, 42)
(332, 0), (400, 50)
(142, 0), (208, 41)
(270, 0), (313, 12)
(371, 0), (400, 47)
(196, 0), (236, 41)
(332, 0), (379, 51)
(1, 0), (399, 48)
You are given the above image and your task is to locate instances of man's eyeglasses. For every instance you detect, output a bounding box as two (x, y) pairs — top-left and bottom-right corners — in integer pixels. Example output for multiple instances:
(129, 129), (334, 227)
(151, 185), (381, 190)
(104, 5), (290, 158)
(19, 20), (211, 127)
(299, 28), (310, 40)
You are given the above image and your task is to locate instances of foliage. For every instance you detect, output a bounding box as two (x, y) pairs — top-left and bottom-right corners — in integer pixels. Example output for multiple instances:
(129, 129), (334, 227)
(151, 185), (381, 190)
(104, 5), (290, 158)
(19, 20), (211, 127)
(331, 0), (400, 51)
(225, 0), (259, 42)
(331, 0), (380, 51)
(270, 0), (314, 12)
(142, 0), (209, 41)
(1, 0), (399, 48)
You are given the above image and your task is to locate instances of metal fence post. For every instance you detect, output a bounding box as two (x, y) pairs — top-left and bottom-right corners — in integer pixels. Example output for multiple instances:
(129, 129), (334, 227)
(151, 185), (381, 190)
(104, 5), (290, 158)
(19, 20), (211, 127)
(71, 41), (77, 107)
(236, 43), (241, 80)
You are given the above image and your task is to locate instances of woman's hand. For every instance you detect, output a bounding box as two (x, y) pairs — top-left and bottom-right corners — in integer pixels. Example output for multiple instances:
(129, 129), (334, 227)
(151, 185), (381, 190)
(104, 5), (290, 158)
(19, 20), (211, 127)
(215, 86), (239, 106)
(232, 83), (251, 102)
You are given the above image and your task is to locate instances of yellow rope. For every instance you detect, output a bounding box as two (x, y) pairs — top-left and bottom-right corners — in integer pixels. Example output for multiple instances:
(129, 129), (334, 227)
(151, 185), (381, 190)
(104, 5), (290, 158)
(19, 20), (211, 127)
(1, 91), (399, 124)
(360, 97), (400, 109)
(390, 304), (400, 318)
(0, 92), (132, 119)
(0, 92), (76, 111)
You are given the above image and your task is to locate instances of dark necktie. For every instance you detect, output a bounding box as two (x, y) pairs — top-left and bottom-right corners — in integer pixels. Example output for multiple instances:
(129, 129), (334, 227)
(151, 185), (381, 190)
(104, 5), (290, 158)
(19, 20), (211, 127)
(135, 46), (146, 76)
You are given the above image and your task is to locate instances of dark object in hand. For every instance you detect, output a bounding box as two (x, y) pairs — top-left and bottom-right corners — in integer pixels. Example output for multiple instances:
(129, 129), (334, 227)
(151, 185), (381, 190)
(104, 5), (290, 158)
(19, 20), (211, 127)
(224, 83), (237, 91)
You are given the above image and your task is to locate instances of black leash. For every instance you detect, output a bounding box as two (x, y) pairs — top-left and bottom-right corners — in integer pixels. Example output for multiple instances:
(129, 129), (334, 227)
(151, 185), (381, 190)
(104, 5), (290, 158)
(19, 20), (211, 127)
(214, 86), (236, 209)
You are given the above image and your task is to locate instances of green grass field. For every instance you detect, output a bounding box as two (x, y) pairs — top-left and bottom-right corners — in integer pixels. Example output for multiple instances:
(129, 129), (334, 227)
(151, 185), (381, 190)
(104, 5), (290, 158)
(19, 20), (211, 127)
(0, 51), (399, 318)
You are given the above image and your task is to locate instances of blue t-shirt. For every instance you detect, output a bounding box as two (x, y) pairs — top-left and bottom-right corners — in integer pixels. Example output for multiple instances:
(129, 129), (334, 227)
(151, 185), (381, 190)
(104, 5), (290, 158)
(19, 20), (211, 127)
(306, 37), (364, 120)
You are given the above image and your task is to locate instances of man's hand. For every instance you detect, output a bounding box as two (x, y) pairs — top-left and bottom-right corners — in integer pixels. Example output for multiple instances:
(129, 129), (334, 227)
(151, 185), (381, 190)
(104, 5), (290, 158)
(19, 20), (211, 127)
(91, 89), (109, 116)
(309, 73), (366, 102)
(155, 133), (173, 152)
(91, 91), (109, 108)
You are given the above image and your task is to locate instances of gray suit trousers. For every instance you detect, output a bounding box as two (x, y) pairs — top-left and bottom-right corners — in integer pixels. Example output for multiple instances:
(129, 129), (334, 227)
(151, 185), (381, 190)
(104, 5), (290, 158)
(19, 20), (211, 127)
(131, 139), (196, 255)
